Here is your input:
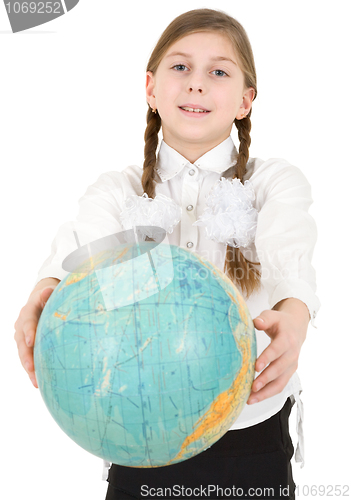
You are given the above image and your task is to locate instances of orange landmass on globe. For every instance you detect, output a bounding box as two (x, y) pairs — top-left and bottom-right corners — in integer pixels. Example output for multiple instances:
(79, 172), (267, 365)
(53, 311), (69, 321)
(226, 289), (249, 326)
(60, 246), (131, 291)
(168, 333), (253, 464)
(63, 273), (87, 287)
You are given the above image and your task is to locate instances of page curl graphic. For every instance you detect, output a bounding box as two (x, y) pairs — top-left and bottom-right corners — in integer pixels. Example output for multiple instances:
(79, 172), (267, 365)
(61, 226), (174, 312)
(4, 0), (80, 33)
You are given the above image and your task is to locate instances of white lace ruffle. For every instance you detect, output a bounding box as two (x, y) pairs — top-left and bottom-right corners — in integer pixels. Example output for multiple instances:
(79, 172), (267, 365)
(120, 192), (182, 239)
(192, 177), (258, 248)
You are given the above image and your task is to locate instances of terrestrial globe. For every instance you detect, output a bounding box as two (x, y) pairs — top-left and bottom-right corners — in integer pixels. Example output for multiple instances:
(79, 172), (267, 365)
(34, 241), (256, 467)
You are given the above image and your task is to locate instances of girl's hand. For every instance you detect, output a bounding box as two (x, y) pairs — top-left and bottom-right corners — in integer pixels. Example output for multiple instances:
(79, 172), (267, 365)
(247, 298), (310, 404)
(14, 286), (57, 388)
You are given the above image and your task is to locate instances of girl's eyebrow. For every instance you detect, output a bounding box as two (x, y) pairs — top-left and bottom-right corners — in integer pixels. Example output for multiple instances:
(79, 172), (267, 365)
(165, 51), (237, 66)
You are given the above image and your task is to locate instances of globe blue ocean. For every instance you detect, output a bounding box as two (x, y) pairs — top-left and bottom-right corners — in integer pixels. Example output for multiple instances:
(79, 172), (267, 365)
(34, 242), (256, 467)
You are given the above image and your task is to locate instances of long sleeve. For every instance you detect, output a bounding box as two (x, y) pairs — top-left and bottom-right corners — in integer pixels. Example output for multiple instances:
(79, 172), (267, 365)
(250, 158), (321, 326)
(33, 172), (126, 289)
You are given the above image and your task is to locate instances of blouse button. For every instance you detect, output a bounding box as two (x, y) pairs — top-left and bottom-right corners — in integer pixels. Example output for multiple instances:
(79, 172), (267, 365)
(188, 169), (195, 176)
(186, 241), (194, 248)
(186, 205), (194, 211)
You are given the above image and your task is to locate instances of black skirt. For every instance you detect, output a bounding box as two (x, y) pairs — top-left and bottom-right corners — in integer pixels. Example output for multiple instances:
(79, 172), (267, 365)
(106, 397), (295, 500)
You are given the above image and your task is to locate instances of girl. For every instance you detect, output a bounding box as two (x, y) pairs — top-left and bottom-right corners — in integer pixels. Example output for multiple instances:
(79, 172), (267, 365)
(14, 8), (320, 500)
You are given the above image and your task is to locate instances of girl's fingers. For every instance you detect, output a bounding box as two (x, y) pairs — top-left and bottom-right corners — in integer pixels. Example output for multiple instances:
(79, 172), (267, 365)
(30, 373), (38, 388)
(247, 365), (297, 404)
(253, 310), (280, 331)
(250, 308), (306, 405)
(14, 286), (56, 390)
(252, 351), (297, 393)
(22, 318), (38, 347)
(255, 334), (290, 372)
(16, 336), (38, 387)
(15, 286), (54, 351)
(39, 286), (55, 307)
(16, 335), (32, 371)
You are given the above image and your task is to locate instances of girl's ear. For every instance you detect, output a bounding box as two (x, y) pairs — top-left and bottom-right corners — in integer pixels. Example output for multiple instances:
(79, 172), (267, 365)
(236, 87), (255, 120)
(146, 71), (156, 109)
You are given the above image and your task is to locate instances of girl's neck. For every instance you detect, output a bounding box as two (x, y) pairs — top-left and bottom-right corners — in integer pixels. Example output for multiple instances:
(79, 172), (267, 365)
(162, 134), (231, 164)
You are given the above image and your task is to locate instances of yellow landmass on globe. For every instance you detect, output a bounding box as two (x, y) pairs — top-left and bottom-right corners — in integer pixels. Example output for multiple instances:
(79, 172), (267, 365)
(60, 246), (132, 291)
(53, 311), (69, 321)
(168, 332), (253, 464)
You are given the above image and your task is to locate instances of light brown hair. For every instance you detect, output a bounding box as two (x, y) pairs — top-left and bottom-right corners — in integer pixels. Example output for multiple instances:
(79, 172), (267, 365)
(141, 8), (261, 299)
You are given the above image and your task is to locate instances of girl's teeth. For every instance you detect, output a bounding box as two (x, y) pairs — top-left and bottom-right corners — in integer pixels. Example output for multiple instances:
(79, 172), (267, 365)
(181, 107), (207, 113)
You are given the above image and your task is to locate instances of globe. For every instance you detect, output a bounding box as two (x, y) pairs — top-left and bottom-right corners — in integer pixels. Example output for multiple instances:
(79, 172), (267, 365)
(34, 240), (256, 467)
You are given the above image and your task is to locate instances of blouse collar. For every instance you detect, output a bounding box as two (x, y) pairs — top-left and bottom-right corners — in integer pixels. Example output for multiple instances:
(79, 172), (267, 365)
(155, 136), (238, 182)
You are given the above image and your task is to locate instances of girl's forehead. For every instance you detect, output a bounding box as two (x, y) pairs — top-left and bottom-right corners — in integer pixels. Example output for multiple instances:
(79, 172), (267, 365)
(164, 31), (237, 59)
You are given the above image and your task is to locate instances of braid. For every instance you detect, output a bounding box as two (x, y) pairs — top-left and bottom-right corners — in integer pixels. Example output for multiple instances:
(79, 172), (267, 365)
(233, 113), (252, 181)
(142, 107), (161, 199)
(224, 112), (261, 299)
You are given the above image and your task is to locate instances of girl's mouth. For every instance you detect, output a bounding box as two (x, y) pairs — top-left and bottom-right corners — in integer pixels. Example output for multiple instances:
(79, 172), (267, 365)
(179, 106), (210, 113)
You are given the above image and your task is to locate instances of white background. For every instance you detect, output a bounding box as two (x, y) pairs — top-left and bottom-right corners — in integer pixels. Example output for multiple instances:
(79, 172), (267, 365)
(1, 1), (350, 499)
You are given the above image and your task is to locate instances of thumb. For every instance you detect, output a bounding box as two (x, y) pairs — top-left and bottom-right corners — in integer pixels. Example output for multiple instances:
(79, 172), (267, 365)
(253, 310), (280, 331)
(40, 286), (56, 306)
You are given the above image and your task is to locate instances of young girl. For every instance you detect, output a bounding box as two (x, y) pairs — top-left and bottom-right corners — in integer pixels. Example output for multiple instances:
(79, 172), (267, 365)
(14, 8), (320, 500)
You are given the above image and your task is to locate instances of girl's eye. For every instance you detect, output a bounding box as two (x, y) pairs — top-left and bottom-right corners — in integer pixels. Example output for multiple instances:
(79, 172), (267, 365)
(172, 64), (188, 72)
(171, 65), (228, 77)
(211, 69), (228, 77)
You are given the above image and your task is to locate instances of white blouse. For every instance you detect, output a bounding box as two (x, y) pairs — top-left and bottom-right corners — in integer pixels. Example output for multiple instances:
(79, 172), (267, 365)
(33, 135), (321, 473)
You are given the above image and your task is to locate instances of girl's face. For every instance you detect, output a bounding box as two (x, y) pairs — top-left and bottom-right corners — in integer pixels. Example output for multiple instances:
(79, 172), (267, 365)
(146, 31), (255, 162)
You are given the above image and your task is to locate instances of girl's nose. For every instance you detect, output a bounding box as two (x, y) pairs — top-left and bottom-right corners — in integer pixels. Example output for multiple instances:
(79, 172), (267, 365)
(187, 72), (205, 94)
(189, 86), (203, 93)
